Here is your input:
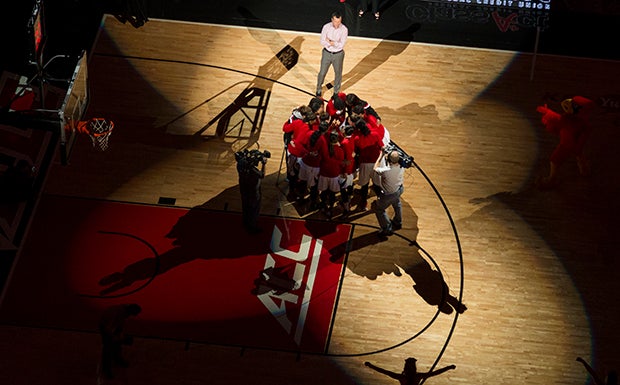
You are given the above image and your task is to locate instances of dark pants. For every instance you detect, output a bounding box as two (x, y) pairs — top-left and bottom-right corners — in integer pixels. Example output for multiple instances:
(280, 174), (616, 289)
(240, 176), (262, 232)
(241, 194), (261, 231)
(100, 332), (124, 378)
(360, 0), (379, 13)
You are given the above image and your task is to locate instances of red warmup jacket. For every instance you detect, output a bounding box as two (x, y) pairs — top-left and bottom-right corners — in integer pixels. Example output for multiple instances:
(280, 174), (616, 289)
(301, 130), (327, 168)
(354, 131), (382, 164)
(364, 113), (386, 143)
(319, 143), (345, 178)
(536, 96), (595, 164)
(340, 136), (356, 174)
(326, 92), (347, 125)
(283, 119), (311, 157)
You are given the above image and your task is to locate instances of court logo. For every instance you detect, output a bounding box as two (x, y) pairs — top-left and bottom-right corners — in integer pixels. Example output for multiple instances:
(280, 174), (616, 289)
(492, 11), (519, 31)
(406, 1), (550, 32)
(254, 225), (324, 346)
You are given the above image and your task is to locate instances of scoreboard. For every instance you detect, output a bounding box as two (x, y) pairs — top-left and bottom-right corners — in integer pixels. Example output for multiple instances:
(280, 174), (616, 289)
(434, 0), (551, 10)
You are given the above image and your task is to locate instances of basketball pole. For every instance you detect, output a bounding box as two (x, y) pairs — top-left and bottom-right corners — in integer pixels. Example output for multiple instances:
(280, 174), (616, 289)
(529, 26), (541, 81)
(276, 146), (286, 187)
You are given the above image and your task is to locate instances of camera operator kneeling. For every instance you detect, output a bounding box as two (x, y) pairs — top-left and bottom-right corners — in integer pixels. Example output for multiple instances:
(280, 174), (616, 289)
(373, 150), (404, 237)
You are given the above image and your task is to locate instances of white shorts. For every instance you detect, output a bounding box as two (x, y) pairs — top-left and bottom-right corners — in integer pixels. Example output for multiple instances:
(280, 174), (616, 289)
(318, 175), (341, 192)
(286, 154), (300, 176)
(357, 163), (375, 186)
(298, 160), (320, 187)
(339, 173), (354, 189)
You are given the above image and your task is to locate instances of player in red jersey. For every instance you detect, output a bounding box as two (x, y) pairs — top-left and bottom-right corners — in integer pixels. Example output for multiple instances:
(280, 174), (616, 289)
(318, 130), (345, 218)
(352, 117), (382, 211)
(536, 95), (595, 189)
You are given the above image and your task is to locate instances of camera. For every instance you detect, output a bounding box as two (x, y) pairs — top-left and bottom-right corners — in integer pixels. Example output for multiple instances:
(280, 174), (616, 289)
(235, 149), (271, 168)
(384, 140), (414, 169)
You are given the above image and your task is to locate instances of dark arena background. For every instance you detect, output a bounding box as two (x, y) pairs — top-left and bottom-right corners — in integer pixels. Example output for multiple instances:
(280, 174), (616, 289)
(1, 1), (619, 384)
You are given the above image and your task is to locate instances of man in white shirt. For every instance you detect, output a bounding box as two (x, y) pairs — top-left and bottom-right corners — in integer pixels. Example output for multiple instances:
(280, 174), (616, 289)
(316, 11), (348, 97)
(373, 150), (405, 236)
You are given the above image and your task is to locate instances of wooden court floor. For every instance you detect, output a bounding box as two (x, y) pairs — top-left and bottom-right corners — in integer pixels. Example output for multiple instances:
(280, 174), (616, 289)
(1, 16), (619, 385)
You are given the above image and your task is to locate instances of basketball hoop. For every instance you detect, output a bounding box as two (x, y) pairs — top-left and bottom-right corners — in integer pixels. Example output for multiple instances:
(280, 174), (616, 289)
(76, 118), (115, 152)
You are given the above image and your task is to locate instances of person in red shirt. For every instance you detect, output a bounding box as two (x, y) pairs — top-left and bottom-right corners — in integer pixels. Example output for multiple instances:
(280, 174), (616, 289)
(536, 96), (595, 189)
(327, 92), (347, 127)
(352, 103), (390, 148)
(318, 130), (345, 218)
(298, 121), (328, 209)
(309, 96), (325, 115)
(353, 117), (382, 211)
(283, 105), (314, 199)
(318, 111), (333, 132)
(345, 93), (381, 124)
(339, 124), (356, 217)
(306, 97), (325, 131)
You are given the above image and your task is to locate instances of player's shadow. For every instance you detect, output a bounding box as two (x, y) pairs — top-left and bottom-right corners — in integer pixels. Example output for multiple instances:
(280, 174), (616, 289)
(97, 205), (272, 295)
(97, 170), (352, 295)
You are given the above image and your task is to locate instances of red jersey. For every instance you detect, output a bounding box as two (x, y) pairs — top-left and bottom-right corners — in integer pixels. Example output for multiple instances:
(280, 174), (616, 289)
(354, 131), (382, 163)
(326, 92), (347, 126)
(301, 130), (326, 168)
(319, 143), (345, 178)
(536, 96), (595, 164)
(365, 114), (386, 143)
(340, 136), (356, 174)
(284, 119), (311, 157)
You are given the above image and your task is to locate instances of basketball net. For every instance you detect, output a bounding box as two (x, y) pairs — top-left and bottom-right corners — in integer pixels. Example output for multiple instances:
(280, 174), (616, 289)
(73, 118), (115, 152)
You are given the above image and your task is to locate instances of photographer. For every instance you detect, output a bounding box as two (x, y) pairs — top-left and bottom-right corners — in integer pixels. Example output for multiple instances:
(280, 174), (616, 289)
(236, 149), (270, 233)
(373, 149), (404, 236)
(98, 303), (142, 379)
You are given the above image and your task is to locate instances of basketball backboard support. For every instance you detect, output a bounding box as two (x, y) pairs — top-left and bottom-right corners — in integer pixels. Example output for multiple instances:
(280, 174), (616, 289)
(27, 0), (46, 68)
(0, 50), (89, 166)
(58, 50), (89, 165)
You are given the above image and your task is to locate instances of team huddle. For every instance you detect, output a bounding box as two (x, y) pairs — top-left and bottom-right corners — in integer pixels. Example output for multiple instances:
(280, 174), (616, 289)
(283, 92), (406, 236)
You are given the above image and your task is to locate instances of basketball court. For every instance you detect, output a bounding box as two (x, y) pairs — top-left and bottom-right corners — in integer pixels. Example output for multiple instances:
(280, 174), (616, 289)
(0, 194), (353, 353)
(0, 10), (619, 385)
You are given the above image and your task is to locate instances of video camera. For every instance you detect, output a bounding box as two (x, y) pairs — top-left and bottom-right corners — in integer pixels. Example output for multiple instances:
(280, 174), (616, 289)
(384, 140), (414, 169)
(235, 149), (271, 168)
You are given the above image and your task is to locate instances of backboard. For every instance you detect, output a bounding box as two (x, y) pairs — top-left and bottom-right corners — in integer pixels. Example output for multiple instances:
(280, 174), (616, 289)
(58, 50), (89, 165)
(27, 0), (46, 68)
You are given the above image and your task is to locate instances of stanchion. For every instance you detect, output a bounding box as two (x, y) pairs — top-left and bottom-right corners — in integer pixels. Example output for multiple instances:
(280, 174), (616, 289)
(530, 26), (541, 81)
